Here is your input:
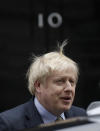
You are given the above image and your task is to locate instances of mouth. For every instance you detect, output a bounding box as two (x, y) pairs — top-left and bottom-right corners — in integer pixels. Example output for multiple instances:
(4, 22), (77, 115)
(60, 96), (72, 103)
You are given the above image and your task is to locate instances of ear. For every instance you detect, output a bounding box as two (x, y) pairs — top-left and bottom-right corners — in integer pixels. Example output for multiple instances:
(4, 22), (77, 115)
(34, 80), (41, 93)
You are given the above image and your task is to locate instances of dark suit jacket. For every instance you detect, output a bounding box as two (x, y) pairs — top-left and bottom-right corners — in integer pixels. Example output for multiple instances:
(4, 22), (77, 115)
(0, 98), (87, 131)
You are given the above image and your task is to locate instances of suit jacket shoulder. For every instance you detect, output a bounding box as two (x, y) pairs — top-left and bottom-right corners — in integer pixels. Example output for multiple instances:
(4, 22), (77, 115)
(0, 98), (43, 131)
(65, 105), (87, 118)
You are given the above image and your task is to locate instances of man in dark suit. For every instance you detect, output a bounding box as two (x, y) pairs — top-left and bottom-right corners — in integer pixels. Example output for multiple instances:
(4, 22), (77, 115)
(0, 41), (87, 131)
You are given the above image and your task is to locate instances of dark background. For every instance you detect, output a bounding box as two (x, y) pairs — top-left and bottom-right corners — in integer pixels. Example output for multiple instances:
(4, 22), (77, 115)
(0, 0), (100, 112)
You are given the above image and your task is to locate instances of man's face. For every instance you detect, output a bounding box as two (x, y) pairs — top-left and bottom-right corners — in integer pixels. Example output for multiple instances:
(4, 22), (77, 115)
(36, 68), (77, 116)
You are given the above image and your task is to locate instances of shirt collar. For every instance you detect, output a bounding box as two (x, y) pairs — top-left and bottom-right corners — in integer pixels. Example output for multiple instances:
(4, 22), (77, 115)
(34, 97), (65, 124)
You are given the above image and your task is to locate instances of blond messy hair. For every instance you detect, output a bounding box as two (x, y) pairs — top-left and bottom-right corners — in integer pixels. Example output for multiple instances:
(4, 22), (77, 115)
(26, 40), (79, 95)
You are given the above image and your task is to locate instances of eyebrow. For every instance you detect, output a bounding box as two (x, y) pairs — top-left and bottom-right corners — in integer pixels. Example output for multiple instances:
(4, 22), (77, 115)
(53, 75), (75, 80)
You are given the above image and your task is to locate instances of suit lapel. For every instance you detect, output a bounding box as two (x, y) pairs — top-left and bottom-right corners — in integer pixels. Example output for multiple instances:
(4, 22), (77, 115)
(24, 98), (44, 128)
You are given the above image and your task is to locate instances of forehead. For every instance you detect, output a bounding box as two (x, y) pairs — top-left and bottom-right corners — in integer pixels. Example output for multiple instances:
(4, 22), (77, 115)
(49, 67), (77, 80)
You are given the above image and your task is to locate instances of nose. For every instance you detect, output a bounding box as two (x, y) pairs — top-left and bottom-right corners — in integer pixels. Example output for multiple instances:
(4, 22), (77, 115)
(64, 80), (72, 91)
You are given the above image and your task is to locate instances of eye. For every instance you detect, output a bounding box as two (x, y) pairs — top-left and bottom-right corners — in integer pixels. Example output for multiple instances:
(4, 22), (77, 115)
(55, 79), (66, 84)
(69, 79), (75, 85)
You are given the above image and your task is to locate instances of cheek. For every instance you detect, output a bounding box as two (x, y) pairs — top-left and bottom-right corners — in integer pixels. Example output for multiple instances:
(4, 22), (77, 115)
(52, 87), (63, 97)
(48, 86), (60, 96)
(72, 88), (75, 97)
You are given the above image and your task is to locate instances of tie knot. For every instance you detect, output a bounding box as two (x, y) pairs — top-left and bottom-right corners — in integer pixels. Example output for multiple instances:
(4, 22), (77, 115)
(55, 116), (63, 122)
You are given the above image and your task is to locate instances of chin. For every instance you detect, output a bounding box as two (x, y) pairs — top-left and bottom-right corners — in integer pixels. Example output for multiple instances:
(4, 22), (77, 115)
(62, 104), (72, 111)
